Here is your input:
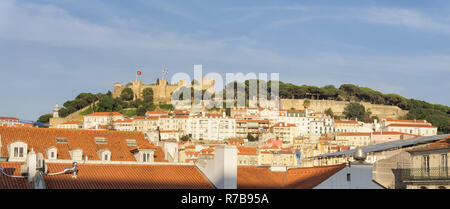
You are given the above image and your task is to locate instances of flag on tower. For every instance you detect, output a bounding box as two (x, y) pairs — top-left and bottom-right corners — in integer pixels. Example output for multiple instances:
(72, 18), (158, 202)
(137, 71), (142, 75)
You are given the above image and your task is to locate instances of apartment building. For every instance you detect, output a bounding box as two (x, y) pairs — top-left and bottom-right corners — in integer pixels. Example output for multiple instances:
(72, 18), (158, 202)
(381, 118), (438, 136)
(187, 112), (236, 141)
(83, 112), (126, 130)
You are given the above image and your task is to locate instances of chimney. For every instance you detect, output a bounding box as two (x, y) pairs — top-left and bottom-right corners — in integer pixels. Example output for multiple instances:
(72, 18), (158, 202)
(196, 145), (238, 189)
(213, 145), (237, 189)
(26, 149), (37, 183)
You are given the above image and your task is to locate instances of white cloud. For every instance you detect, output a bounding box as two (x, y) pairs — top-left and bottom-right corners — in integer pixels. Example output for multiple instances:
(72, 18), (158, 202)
(361, 7), (450, 34)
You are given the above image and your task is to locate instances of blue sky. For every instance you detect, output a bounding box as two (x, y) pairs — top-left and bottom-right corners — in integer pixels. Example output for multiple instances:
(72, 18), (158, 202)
(0, 0), (449, 120)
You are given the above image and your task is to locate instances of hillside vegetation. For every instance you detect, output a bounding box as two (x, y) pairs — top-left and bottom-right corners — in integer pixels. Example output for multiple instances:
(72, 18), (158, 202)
(38, 80), (449, 134)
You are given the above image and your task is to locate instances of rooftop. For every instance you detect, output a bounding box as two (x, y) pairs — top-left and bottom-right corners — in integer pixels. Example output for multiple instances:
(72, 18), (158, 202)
(237, 164), (345, 189)
(0, 127), (159, 162)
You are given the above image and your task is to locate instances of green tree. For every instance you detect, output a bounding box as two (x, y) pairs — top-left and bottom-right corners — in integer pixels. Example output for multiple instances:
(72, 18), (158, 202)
(247, 133), (258, 142)
(325, 108), (334, 118)
(136, 106), (147, 116)
(37, 113), (53, 124)
(120, 88), (134, 101)
(180, 135), (190, 142)
(142, 88), (154, 103)
(343, 102), (369, 121)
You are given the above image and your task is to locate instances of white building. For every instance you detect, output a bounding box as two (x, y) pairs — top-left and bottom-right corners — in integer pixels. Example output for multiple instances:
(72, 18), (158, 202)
(271, 122), (298, 145)
(113, 118), (133, 131)
(187, 112), (236, 141)
(381, 118), (437, 136)
(132, 116), (159, 132)
(56, 121), (81, 129)
(83, 112), (126, 130)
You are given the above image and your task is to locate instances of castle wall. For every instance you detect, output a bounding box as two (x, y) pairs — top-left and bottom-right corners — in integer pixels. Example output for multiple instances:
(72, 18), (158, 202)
(280, 99), (408, 119)
(49, 101), (97, 127)
(113, 79), (215, 104)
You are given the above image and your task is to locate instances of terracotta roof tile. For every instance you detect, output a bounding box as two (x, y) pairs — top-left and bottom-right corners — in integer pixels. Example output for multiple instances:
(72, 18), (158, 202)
(0, 162), (214, 189)
(0, 127), (161, 162)
(42, 163), (214, 189)
(386, 124), (436, 128)
(237, 164), (345, 189)
(0, 162), (31, 189)
(86, 112), (125, 117)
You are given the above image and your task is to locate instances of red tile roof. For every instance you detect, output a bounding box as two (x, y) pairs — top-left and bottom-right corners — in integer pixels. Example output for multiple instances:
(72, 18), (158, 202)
(237, 146), (258, 156)
(272, 122), (296, 127)
(337, 132), (371, 136)
(146, 111), (170, 115)
(386, 118), (426, 123)
(334, 120), (358, 124)
(426, 137), (450, 148)
(386, 124), (436, 128)
(237, 164), (345, 189)
(0, 117), (20, 121)
(0, 162), (31, 189)
(0, 162), (214, 189)
(0, 127), (162, 162)
(86, 112), (125, 117)
(61, 121), (80, 125)
(113, 119), (132, 123)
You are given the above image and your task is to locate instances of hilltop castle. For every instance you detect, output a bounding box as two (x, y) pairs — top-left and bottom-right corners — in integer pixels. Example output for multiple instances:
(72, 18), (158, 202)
(112, 78), (215, 103)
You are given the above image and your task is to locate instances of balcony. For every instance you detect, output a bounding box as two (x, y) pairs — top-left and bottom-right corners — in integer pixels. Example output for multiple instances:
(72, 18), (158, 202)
(401, 167), (449, 181)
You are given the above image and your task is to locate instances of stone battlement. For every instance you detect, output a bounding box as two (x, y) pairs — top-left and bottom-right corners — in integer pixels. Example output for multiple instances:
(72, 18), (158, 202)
(113, 78), (215, 103)
(280, 99), (408, 119)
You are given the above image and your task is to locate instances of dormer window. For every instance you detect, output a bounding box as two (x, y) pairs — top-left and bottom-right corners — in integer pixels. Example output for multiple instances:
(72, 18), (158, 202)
(131, 148), (155, 163)
(143, 153), (151, 162)
(7, 141), (28, 161)
(14, 147), (24, 158)
(69, 148), (83, 161)
(97, 149), (111, 162)
(46, 147), (58, 160)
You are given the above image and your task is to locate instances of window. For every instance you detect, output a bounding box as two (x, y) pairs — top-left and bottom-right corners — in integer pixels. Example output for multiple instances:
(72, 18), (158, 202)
(94, 137), (107, 144)
(56, 137), (68, 143)
(142, 153), (151, 162)
(19, 147), (24, 157)
(423, 155), (430, 175)
(126, 139), (138, 146)
(442, 154), (448, 170)
(14, 147), (18, 157)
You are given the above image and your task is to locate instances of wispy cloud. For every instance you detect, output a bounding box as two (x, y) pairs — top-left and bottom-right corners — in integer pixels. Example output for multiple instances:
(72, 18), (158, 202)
(362, 7), (450, 34)
(0, 1), (449, 120)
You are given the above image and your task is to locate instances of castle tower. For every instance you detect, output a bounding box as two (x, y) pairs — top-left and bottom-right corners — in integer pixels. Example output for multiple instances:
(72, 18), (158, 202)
(53, 104), (60, 118)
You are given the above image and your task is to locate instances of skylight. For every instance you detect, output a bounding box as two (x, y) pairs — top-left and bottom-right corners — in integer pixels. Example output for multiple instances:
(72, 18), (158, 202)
(126, 139), (138, 146)
(56, 137), (68, 143)
(94, 137), (107, 144)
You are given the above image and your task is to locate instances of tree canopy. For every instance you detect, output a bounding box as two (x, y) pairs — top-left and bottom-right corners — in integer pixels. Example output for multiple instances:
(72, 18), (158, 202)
(120, 88), (134, 101)
(343, 102), (370, 121)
